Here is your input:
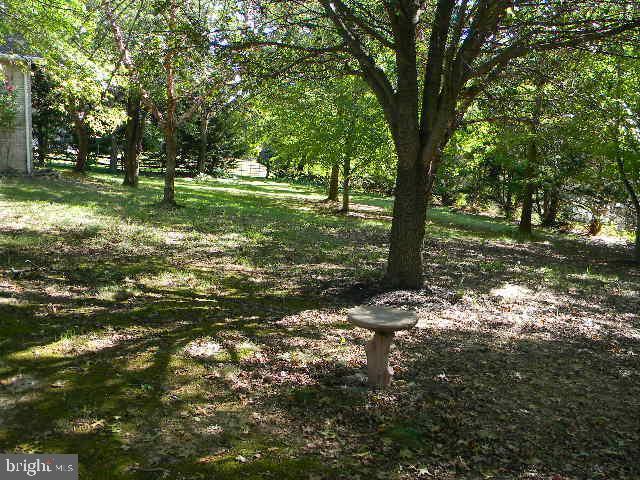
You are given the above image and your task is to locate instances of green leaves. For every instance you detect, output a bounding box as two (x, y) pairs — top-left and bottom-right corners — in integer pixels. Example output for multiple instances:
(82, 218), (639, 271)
(247, 75), (393, 181)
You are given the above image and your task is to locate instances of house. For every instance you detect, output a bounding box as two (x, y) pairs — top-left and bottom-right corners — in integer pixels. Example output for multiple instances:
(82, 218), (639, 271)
(0, 42), (34, 175)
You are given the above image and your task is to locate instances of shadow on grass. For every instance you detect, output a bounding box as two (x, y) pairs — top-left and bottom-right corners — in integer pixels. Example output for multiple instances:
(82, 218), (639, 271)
(0, 172), (639, 478)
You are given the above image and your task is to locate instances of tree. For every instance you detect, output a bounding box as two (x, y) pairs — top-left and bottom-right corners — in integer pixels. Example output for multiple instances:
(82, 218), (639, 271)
(248, 76), (392, 207)
(234, 1), (640, 288)
(122, 88), (146, 186)
(31, 68), (66, 166)
(584, 50), (640, 261)
(3, 0), (125, 172)
(101, 0), (235, 205)
(178, 107), (247, 174)
(611, 54), (640, 262)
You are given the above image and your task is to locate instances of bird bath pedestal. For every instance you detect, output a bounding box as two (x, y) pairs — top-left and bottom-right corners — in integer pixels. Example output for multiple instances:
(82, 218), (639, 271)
(347, 306), (417, 388)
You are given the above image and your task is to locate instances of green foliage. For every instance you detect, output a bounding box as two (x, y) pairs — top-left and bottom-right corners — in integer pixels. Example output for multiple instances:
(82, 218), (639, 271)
(31, 67), (71, 160)
(248, 76), (394, 189)
(2, 0), (125, 133)
(178, 109), (249, 174)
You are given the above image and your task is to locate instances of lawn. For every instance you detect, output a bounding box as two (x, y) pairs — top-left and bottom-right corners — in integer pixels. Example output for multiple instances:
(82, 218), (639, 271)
(0, 169), (639, 479)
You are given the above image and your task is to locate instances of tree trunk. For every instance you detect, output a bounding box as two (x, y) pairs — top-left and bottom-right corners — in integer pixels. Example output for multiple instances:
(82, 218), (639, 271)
(197, 112), (209, 174)
(503, 194), (515, 220)
(72, 112), (89, 172)
(519, 88), (543, 235)
(635, 213), (640, 264)
(341, 155), (351, 213)
(163, 125), (177, 205)
(519, 180), (535, 234)
(614, 152), (640, 259)
(385, 142), (427, 289)
(327, 163), (339, 201)
(123, 91), (145, 187)
(109, 132), (119, 172)
(160, 0), (178, 207)
(35, 127), (49, 167)
(587, 213), (603, 236)
(541, 186), (560, 227)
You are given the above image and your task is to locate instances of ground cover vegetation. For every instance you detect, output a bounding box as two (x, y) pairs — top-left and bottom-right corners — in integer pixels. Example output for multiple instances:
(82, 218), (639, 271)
(0, 0), (639, 478)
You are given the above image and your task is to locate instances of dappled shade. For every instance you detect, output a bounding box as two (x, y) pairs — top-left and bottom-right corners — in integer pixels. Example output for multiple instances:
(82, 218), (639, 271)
(0, 173), (639, 479)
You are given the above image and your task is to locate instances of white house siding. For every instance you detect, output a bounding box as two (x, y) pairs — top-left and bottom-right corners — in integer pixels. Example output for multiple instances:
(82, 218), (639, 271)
(0, 60), (32, 174)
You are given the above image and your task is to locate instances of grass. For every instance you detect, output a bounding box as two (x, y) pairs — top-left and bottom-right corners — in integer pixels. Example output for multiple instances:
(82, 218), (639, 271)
(0, 167), (639, 479)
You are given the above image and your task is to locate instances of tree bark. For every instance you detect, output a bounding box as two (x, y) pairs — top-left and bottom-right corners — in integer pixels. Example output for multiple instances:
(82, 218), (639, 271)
(123, 91), (145, 187)
(635, 213), (640, 264)
(615, 156), (640, 262)
(197, 111), (209, 174)
(385, 141), (427, 289)
(158, 0), (178, 206)
(163, 125), (178, 205)
(327, 163), (339, 201)
(72, 111), (89, 172)
(519, 177), (535, 234)
(161, 58), (178, 206)
(341, 155), (351, 213)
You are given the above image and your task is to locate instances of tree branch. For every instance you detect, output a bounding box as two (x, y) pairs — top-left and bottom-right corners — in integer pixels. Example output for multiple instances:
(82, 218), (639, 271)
(101, 0), (164, 124)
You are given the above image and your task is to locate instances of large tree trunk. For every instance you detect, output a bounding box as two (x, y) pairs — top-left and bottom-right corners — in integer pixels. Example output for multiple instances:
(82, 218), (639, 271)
(341, 155), (351, 213)
(197, 112), (209, 174)
(123, 91), (145, 187)
(385, 141), (427, 289)
(327, 163), (339, 201)
(72, 112), (89, 172)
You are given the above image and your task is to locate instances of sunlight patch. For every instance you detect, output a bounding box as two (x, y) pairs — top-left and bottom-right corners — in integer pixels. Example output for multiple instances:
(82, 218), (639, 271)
(54, 416), (106, 435)
(183, 338), (223, 359)
(164, 231), (186, 245)
(141, 271), (199, 289)
(490, 283), (532, 302)
(0, 374), (40, 393)
(17, 330), (140, 360)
